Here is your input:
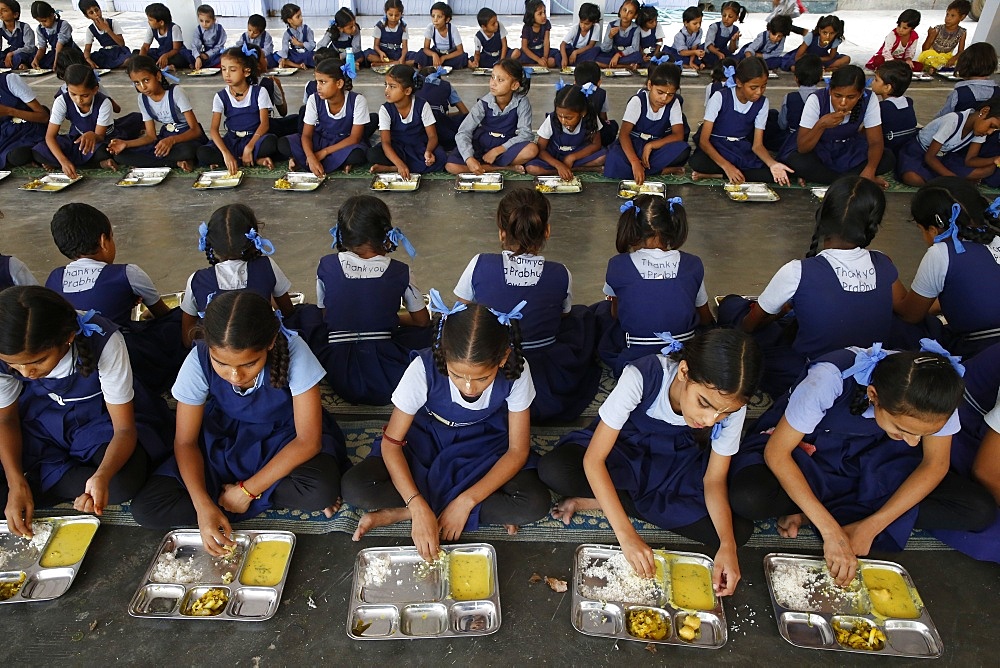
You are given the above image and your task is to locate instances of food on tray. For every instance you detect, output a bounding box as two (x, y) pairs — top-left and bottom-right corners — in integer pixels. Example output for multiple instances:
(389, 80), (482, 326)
(618, 189), (637, 198)
(39, 521), (97, 568)
(363, 553), (392, 587)
(240, 540), (291, 587)
(669, 562), (715, 611)
(22, 179), (45, 190)
(0, 573), (26, 601)
(626, 608), (669, 640)
(862, 568), (920, 619)
(578, 552), (660, 605)
(150, 553), (203, 584)
(353, 619), (374, 636)
(833, 618), (886, 651)
(186, 588), (229, 616)
(372, 179), (388, 190)
(192, 181), (209, 188)
(535, 177), (580, 193)
(416, 549), (448, 579)
(677, 614), (702, 641)
(770, 561), (864, 613)
(561, 67), (573, 74)
(449, 552), (490, 600)
(729, 191), (749, 201)
(274, 178), (292, 189)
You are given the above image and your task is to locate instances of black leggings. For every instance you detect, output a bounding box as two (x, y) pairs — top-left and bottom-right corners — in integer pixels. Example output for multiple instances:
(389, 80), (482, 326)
(729, 464), (997, 533)
(129, 453), (342, 529)
(538, 443), (755, 548)
(5, 145), (36, 167)
(196, 135), (279, 167)
(784, 149), (896, 185)
(341, 456), (551, 526)
(688, 148), (777, 183)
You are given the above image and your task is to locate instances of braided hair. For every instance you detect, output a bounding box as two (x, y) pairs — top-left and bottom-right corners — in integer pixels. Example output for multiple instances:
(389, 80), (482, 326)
(496, 188), (550, 255)
(912, 177), (1000, 246)
(334, 195), (394, 254)
(806, 175), (885, 258)
(203, 203), (265, 265)
(199, 291), (289, 388)
(828, 65), (867, 125)
(432, 302), (525, 381)
(616, 193), (688, 253)
(0, 286), (96, 377)
(848, 350), (964, 418)
(552, 85), (599, 139)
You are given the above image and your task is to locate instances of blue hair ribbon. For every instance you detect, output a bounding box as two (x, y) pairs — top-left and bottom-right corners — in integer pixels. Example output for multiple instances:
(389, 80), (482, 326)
(92, 68), (101, 83)
(723, 65), (736, 89)
(555, 77), (568, 92)
(424, 66), (448, 83)
(428, 288), (467, 337)
(580, 82), (596, 97)
(620, 200), (640, 215)
(987, 196), (1000, 220)
(161, 68), (180, 84)
(387, 227), (417, 257)
(489, 300), (527, 326)
(241, 42), (258, 58)
(523, 67), (533, 79)
(840, 343), (888, 386)
(654, 331), (683, 356)
(76, 310), (104, 337)
(674, 59), (684, 68)
(275, 309), (298, 338)
(197, 222), (209, 252)
(245, 228), (276, 256)
(649, 55), (670, 65)
(341, 60), (357, 79)
(932, 203), (966, 254)
(918, 338), (965, 377)
(666, 196), (683, 213)
(329, 225), (340, 249)
(711, 421), (724, 440)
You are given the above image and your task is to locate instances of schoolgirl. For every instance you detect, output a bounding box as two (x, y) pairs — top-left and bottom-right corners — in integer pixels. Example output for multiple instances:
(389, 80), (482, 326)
(595, 194), (712, 377)
(934, 43), (998, 118)
(560, 2), (600, 66)
(368, 64), (446, 177)
(107, 55), (204, 171)
(29, 1), (78, 71)
(574, 62), (618, 146)
(0, 286), (170, 536)
(780, 14), (850, 72)
(453, 189), (599, 423)
(131, 291), (349, 545)
(0, 70), (48, 168)
(765, 53), (821, 158)
(191, 4), (227, 70)
(446, 59), (538, 175)
(702, 1), (745, 68)
(79, 0), (130, 70)
(596, 0), (641, 68)
(718, 176), (899, 398)
(273, 3), (315, 69)
(342, 294), (551, 559)
(690, 57), (793, 185)
(277, 57), (369, 175)
(526, 82), (605, 177)
(415, 2), (467, 70)
(197, 46), (278, 170)
(179, 204), (296, 348)
(0, 250), (38, 290)
(636, 5), (663, 62)
(318, 7), (363, 65)
(1, 0), (36, 69)
(140, 2), (194, 71)
(540, 329), (761, 589)
(306, 196), (431, 405)
(365, 0), (415, 66)
(604, 63), (689, 182)
(414, 65), (467, 151)
(512, 0), (559, 69)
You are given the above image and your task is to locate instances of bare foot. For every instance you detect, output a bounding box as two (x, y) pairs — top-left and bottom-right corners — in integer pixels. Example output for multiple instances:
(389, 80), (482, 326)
(370, 164), (394, 173)
(177, 160), (194, 172)
(550, 497), (601, 526)
(322, 498), (343, 518)
(343, 164), (352, 174)
(660, 166), (685, 176)
(777, 513), (809, 539)
(287, 158), (296, 171)
(504, 524), (519, 536)
(691, 170), (723, 181)
(797, 177), (807, 187)
(509, 164), (526, 174)
(256, 157), (274, 169)
(100, 158), (118, 170)
(352, 507), (410, 541)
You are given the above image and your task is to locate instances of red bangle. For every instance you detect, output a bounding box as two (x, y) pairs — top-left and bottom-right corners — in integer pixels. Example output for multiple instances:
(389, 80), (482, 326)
(238, 480), (261, 500)
(381, 425), (407, 447)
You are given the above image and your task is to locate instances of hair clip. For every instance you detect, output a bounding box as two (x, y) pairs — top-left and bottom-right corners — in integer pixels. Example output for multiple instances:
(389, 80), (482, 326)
(76, 310), (104, 337)
(840, 343), (887, 386)
(387, 227), (417, 257)
(241, 42), (258, 58)
(161, 68), (180, 84)
(197, 222), (209, 251)
(666, 196), (682, 213)
(555, 77), (568, 91)
(918, 338), (965, 377)
(275, 309), (298, 339)
(654, 331), (684, 356)
(341, 60), (356, 79)
(723, 65), (737, 88)
(620, 200), (640, 215)
(932, 203), (965, 254)
(580, 82), (596, 97)
(489, 300), (527, 327)
(329, 225), (340, 249)
(245, 228), (276, 256)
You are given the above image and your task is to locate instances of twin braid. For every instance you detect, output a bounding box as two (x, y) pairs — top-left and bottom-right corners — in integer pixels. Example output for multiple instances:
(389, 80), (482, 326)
(74, 338), (96, 377)
(501, 320), (525, 380)
(268, 332), (290, 388)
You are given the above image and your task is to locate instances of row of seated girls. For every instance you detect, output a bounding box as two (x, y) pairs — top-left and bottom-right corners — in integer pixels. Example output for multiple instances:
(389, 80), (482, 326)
(1, 169), (999, 576)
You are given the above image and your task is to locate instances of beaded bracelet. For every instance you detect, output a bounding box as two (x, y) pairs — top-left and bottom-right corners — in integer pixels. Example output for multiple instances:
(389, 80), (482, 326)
(239, 480), (261, 500)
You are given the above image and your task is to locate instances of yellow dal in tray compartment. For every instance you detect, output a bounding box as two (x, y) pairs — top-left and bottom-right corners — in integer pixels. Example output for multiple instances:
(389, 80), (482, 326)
(669, 562), (715, 611)
(449, 553), (491, 601)
(240, 541), (292, 587)
(40, 522), (97, 568)
(862, 568), (920, 619)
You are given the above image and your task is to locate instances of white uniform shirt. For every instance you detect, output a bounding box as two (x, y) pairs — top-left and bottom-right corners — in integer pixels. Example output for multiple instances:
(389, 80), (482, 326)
(179, 258), (292, 316)
(303, 91), (369, 127)
(392, 356), (536, 414)
(757, 248), (886, 315)
(704, 90), (769, 129)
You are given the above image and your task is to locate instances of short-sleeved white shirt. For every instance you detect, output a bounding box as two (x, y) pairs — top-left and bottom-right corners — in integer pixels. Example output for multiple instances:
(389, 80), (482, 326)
(598, 355), (746, 456)
(536, 115), (602, 139)
(137, 86), (193, 124)
(704, 90), (769, 129)
(622, 94), (683, 126)
(378, 100), (436, 131)
(475, 23), (507, 51)
(423, 24), (453, 52)
(212, 87), (273, 114)
(910, 237), (1000, 298)
(373, 22), (409, 43)
(3, 73), (36, 104)
(602, 249), (708, 307)
(303, 91), (369, 127)
(144, 24), (183, 46)
(391, 355), (535, 414)
(5, 256), (38, 287)
(316, 252), (424, 312)
(918, 110), (986, 153)
(453, 252), (573, 312)
(800, 93), (881, 129)
(757, 249), (884, 315)
(49, 94), (114, 129)
(59, 259), (160, 306)
(179, 258), (293, 316)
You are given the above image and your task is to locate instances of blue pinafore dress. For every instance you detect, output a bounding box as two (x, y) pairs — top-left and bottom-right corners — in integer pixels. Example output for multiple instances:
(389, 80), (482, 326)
(0, 73), (45, 168)
(0, 313), (170, 493)
(896, 109), (978, 183)
(216, 85), (275, 161)
(288, 90), (368, 171)
(930, 343), (1000, 562)
(88, 19), (130, 68)
(32, 90), (115, 166)
(365, 20), (414, 63)
(701, 86), (767, 169)
(702, 21), (738, 67)
(604, 91), (689, 178)
(194, 24), (225, 67)
(879, 97), (918, 155)
(598, 21), (642, 66)
(415, 78), (466, 151)
(734, 349), (929, 551)
(810, 87), (874, 173)
(526, 112), (606, 170)
(1, 21), (32, 68)
(371, 349), (537, 531)
(147, 22), (194, 68)
(468, 253), (599, 423)
(415, 24), (468, 69)
(557, 354), (716, 529)
(475, 29), (504, 68)
(305, 254), (432, 405)
(772, 89), (811, 157)
(157, 339), (348, 520)
(595, 250), (704, 377)
(517, 20), (560, 67)
(276, 26), (314, 68)
(448, 97), (530, 167)
(189, 258), (279, 317)
(37, 19), (77, 70)
(381, 97), (446, 172)
(780, 33), (837, 71)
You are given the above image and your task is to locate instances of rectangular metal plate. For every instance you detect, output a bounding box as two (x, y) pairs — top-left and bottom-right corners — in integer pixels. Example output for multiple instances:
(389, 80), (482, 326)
(602, 69), (632, 77)
(370, 173), (420, 192)
(187, 68), (220, 77)
(454, 173), (503, 192)
(116, 167), (171, 187)
(17, 69), (50, 76)
(0, 170), (10, 182)
(0, 516), (99, 604)
(19, 174), (83, 192)
(266, 68), (298, 76)
(725, 183), (780, 202)
(617, 180), (666, 198)
(193, 170), (243, 190)
(534, 175), (582, 194)
(273, 172), (325, 191)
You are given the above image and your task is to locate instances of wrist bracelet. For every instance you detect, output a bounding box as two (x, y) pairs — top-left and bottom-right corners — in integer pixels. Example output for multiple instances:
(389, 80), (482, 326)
(381, 425), (407, 447)
(238, 480), (261, 500)
(404, 492), (421, 507)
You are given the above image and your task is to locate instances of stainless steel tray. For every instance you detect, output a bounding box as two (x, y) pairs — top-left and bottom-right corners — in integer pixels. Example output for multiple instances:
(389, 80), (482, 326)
(19, 173), (82, 192)
(0, 170), (11, 182)
(617, 180), (666, 198)
(17, 69), (50, 77)
(193, 170), (243, 189)
(187, 67), (220, 77)
(273, 172), (325, 191)
(525, 66), (549, 74)
(129, 529), (296, 622)
(116, 167), (172, 187)
(471, 67), (493, 76)
(454, 172), (503, 193)
(348, 544), (501, 640)
(534, 175), (582, 194)
(0, 516), (100, 604)
(370, 173), (420, 192)
(681, 69), (700, 77)
(763, 553), (942, 658)
(602, 68), (633, 77)
(724, 182), (780, 202)
(265, 68), (298, 76)
(811, 187), (828, 200)
(571, 544), (727, 649)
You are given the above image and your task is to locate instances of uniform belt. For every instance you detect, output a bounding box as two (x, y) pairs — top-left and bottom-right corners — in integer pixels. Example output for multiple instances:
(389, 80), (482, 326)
(437, 48), (450, 54)
(47, 390), (102, 406)
(234, 130), (252, 138)
(520, 336), (556, 350)
(425, 408), (484, 428)
(556, 145), (574, 152)
(488, 131), (506, 138)
(625, 330), (694, 348)
(327, 330), (392, 344)
(965, 327), (1000, 342)
(616, 46), (626, 52)
(292, 46), (306, 53)
(885, 127), (918, 140)
(164, 122), (180, 133)
(485, 50), (500, 57)
(630, 131), (654, 141)
(710, 134), (744, 142)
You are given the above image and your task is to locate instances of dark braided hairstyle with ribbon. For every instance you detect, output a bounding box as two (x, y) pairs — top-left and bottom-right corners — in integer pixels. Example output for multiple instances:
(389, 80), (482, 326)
(910, 177), (1000, 250)
(616, 193), (688, 253)
(199, 290), (290, 389)
(330, 195), (416, 257)
(428, 290), (525, 381)
(551, 82), (598, 138)
(806, 175), (885, 258)
(199, 203), (276, 265)
(220, 45), (260, 85)
(0, 286), (99, 377)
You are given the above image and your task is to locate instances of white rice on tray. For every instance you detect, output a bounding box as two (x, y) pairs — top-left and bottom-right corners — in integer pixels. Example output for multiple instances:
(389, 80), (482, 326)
(579, 552), (660, 605)
(770, 561), (864, 612)
(150, 553), (203, 584)
(362, 554), (392, 587)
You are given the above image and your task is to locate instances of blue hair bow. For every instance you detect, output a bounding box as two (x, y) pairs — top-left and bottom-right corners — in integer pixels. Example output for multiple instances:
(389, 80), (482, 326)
(932, 203), (965, 254)
(666, 196), (682, 213)
(919, 338), (965, 377)
(275, 309), (298, 339)
(840, 343), (888, 386)
(655, 331), (683, 356)
(987, 196), (1000, 220)
(649, 54), (670, 65)
(620, 200), (640, 215)
(580, 82), (596, 97)
(387, 227), (417, 257)
(161, 68), (180, 84)
(329, 225), (340, 249)
(241, 42), (258, 58)
(489, 300), (527, 327)
(92, 68), (101, 83)
(425, 66), (448, 83)
(711, 421), (724, 440)
(197, 221), (209, 252)
(523, 67), (533, 79)
(76, 310), (104, 337)
(674, 59), (684, 68)
(723, 65), (737, 89)
(342, 60), (357, 79)
(245, 228), (276, 256)
(428, 288), (467, 337)
(555, 77), (568, 92)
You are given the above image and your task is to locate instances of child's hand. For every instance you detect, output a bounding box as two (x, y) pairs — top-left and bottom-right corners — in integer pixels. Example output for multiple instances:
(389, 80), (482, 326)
(695, 48), (705, 58)
(107, 138), (126, 155)
(156, 54), (169, 69)
(75, 131), (98, 156)
(641, 142), (655, 169)
(223, 151), (240, 175)
(630, 158), (645, 185)
(860, 166), (888, 190)
(770, 161), (793, 186)
(194, 55), (204, 70)
(153, 136), (175, 157)
(219, 483), (252, 515)
(432, 54), (442, 67)
(306, 155), (325, 177)
(712, 543), (741, 596)
(240, 145), (255, 167)
(927, 26), (939, 39)
(409, 499), (440, 562)
(30, 59), (40, 70)
(466, 157), (484, 175)
(74, 472), (109, 516)
(556, 161), (574, 181)
(483, 146), (505, 164)
(3, 52), (13, 68)
(724, 164), (745, 184)
(609, 26), (620, 38)
(196, 505), (236, 557)
(821, 524), (858, 587)
(610, 53), (621, 67)
(424, 149), (436, 166)
(818, 110), (849, 129)
(621, 532), (655, 579)
(290, 37), (304, 48)
(4, 476), (34, 538)
(437, 494), (475, 541)
(60, 159), (79, 180)
(396, 162), (411, 180)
